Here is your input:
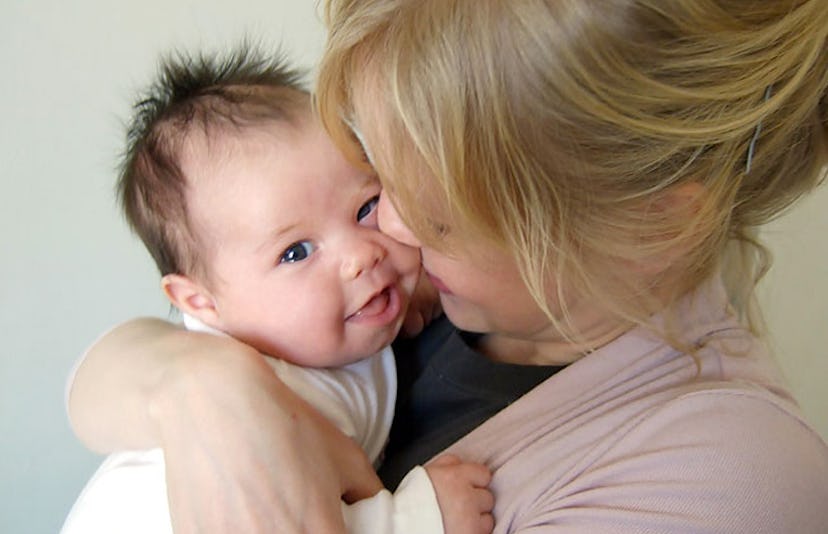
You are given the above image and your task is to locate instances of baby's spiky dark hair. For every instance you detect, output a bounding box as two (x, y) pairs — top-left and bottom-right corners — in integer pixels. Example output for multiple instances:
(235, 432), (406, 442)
(118, 44), (308, 279)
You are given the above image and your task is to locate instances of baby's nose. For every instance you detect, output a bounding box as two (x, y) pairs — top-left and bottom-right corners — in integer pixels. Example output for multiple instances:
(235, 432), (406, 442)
(341, 238), (386, 280)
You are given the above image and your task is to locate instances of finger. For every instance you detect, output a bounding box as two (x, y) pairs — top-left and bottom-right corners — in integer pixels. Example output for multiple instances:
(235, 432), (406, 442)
(429, 301), (443, 322)
(473, 487), (495, 512)
(341, 469), (383, 503)
(479, 512), (495, 534)
(428, 453), (462, 467)
(456, 462), (492, 487)
(301, 495), (350, 533)
(401, 312), (425, 338)
(340, 447), (383, 502)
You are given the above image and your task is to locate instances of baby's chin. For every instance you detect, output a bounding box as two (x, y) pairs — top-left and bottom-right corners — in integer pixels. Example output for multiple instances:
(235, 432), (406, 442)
(346, 317), (408, 364)
(339, 330), (399, 365)
(274, 333), (399, 369)
(245, 309), (405, 368)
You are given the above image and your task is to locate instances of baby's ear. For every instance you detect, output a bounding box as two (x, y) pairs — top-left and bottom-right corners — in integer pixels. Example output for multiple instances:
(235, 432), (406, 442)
(161, 274), (220, 325)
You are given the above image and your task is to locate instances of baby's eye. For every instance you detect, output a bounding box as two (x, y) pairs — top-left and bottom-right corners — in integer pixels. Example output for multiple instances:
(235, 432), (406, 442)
(280, 241), (315, 264)
(357, 195), (380, 227)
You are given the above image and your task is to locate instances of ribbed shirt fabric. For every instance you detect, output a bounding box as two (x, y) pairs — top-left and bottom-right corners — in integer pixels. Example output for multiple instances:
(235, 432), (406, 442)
(382, 278), (828, 533)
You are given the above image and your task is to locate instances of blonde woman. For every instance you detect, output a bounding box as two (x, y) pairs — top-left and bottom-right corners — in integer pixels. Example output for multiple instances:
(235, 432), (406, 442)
(68, 0), (828, 532)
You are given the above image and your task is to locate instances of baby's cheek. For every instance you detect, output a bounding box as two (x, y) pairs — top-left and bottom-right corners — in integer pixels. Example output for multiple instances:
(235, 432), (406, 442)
(400, 243), (423, 274)
(404, 258), (423, 295)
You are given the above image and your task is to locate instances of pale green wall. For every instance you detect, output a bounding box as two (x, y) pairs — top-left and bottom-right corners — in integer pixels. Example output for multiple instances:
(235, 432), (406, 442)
(760, 184), (828, 439)
(1, 2), (825, 532)
(1, 2), (324, 532)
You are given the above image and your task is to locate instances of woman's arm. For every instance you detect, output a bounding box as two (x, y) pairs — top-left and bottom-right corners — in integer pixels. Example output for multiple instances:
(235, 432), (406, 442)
(68, 317), (213, 452)
(67, 317), (383, 533)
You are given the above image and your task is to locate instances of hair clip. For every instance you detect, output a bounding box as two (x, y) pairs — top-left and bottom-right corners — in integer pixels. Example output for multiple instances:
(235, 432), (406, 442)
(745, 85), (773, 174)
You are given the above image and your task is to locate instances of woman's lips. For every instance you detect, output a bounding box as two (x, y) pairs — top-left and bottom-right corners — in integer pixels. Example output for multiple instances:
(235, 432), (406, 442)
(426, 271), (452, 295)
(347, 286), (401, 326)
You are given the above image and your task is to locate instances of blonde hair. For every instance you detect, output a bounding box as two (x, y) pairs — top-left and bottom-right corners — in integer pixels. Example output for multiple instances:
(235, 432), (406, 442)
(317, 0), (828, 340)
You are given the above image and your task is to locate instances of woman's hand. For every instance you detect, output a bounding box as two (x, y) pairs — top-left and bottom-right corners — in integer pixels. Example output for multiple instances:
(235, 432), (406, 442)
(68, 318), (382, 533)
(156, 347), (383, 533)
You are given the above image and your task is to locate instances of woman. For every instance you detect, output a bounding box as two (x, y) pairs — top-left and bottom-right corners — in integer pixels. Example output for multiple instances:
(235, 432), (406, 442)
(69, 0), (828, 532)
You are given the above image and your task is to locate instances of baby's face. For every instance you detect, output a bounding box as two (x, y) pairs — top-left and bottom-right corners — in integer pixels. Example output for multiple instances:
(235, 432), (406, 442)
(184, 120), (420, 367)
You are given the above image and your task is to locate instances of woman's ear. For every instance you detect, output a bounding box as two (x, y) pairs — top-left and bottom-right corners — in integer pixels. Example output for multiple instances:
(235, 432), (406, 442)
(632, 181), (707, 276)
(161, 274), (220, 326)
(657, 181), (705, 215)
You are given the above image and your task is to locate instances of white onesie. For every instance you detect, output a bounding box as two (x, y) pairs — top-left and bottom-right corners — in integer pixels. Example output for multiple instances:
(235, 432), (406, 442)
(61, 317), (442, 534)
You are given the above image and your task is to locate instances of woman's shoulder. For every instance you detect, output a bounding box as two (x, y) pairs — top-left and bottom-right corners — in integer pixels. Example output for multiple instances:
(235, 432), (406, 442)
(615, 382), (828, 476)
(452, 341), (828, 532)
(587, 386), (828, 532)
(474, 383), (828, 533)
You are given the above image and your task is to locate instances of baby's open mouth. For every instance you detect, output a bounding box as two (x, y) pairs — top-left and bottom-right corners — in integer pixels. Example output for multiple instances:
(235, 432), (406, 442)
(346, 285), (404, 328)
(350, 287), (391, 319)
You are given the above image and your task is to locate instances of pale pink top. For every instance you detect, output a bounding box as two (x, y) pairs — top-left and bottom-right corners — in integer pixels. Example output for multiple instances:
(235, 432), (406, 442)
(446, 279), (828, 533)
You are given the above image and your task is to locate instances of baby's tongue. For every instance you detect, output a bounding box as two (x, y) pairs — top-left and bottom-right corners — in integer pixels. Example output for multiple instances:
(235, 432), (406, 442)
(358, 288), (389, 317)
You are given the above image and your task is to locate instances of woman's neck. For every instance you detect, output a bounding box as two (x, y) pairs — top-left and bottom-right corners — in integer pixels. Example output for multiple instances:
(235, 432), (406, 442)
(476, 313), (634, 366)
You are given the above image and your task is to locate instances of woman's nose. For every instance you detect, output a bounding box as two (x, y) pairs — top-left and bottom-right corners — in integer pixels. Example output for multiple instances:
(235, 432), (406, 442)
(340, 237), (386, 280)
(377, 191), (422, 248)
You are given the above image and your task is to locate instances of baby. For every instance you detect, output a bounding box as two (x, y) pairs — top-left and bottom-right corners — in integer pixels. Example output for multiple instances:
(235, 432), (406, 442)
(62, 47), (492, 534)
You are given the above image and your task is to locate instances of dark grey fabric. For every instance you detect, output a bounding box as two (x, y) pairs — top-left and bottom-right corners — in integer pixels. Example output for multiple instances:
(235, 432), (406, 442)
(380, 316), (563, 489)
